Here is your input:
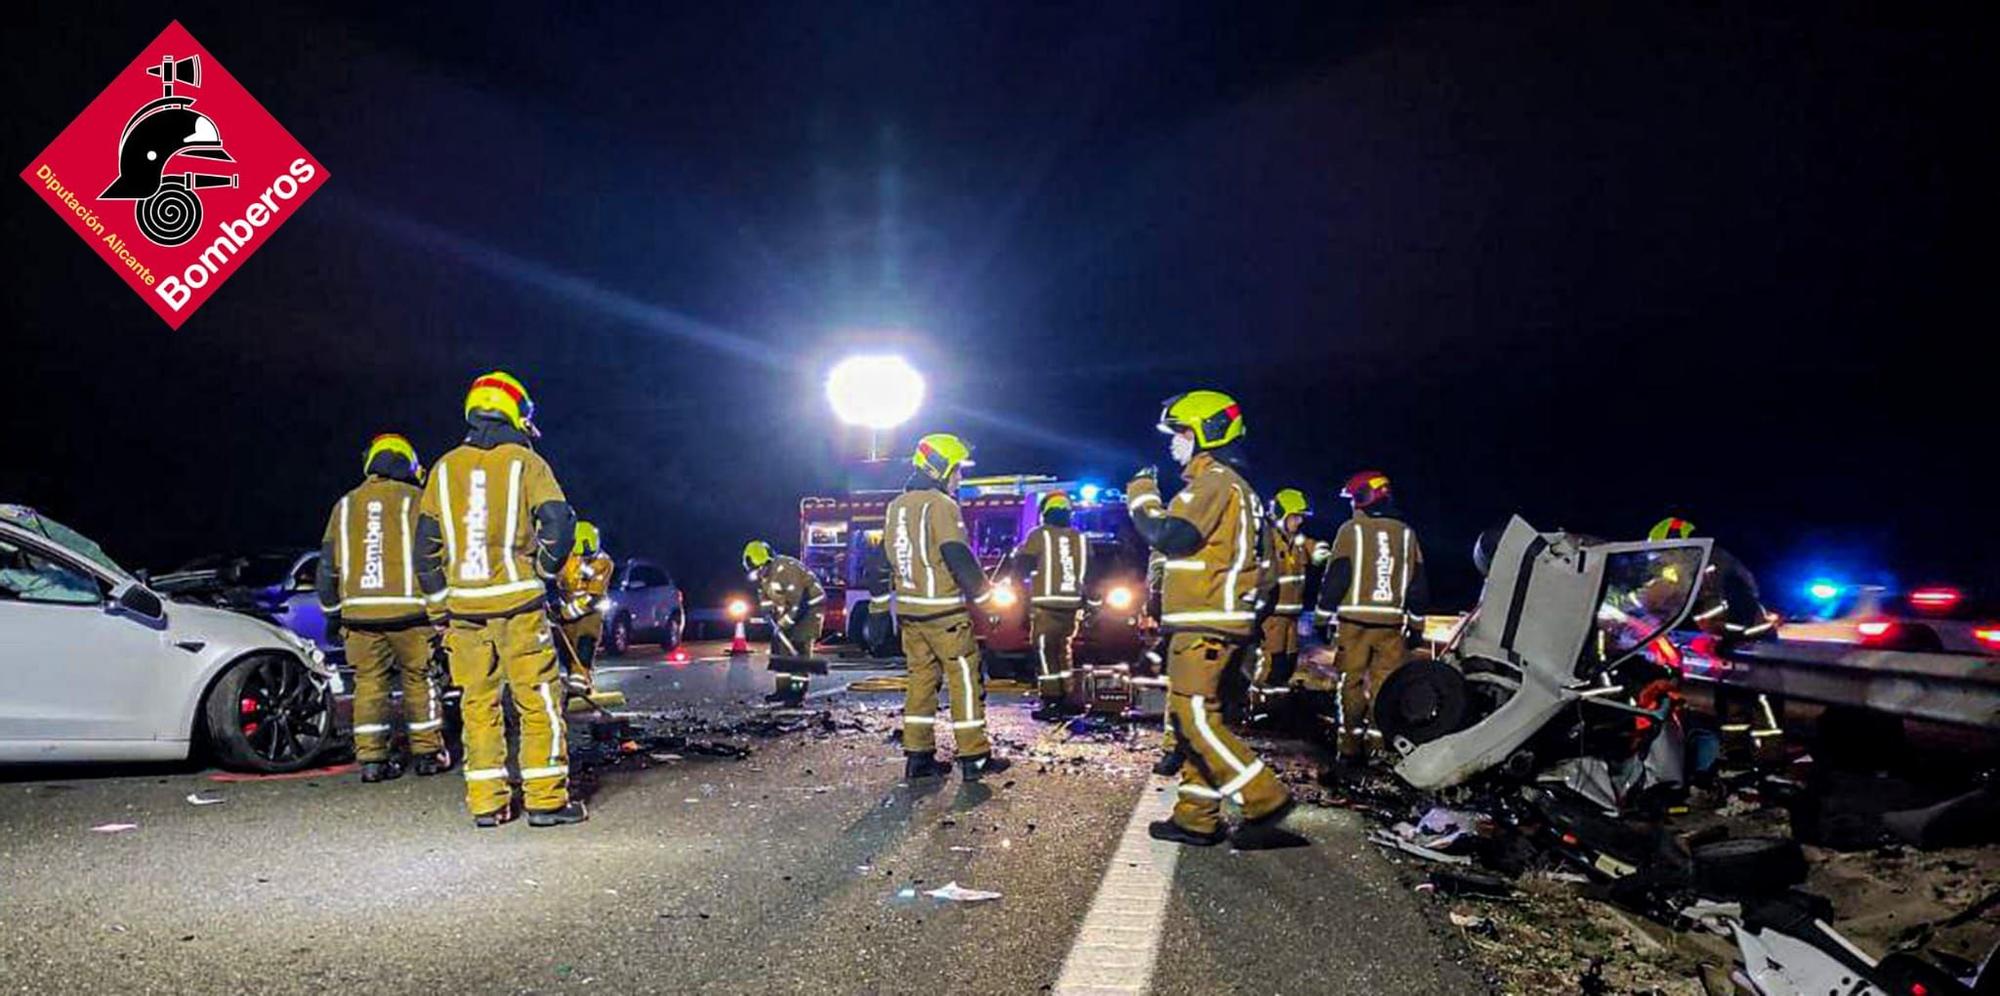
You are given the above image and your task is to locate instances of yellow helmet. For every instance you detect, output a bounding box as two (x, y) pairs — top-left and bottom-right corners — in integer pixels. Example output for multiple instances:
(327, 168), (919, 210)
(573, 520), (601, 557)
(742, 540), (773, 572)
(1648, 517), (1697, 542)
(1040, 492), (1072, 515)
(1273, 488), (1311, 519)
(1157, 390), (1245, 450)
(464, 370), (537, 436)
(362, 433), (420, 477)
(912, 433), (974, 481)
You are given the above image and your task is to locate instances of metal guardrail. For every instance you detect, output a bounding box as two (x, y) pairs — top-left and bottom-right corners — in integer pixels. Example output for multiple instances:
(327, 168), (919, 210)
(1675, 636), (2000, 732)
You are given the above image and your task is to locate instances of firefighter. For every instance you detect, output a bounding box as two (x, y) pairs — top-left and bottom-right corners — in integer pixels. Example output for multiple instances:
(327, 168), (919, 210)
(1255, 487), (1324, 691)
(554, 520), (613, 697)
(1308, 470), (1428, 764)
(1014, 492), (1088, 721)
(882, 433), (1011, 782)
(1128, 391), (1296, 849)
(1649, 517), (1782, 762)
(416, 371), (583, 829)
(744, 539), (826, 706)
(316, 433), (449, 782)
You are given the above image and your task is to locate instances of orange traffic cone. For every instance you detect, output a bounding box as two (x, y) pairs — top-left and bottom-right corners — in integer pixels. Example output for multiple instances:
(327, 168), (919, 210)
(728, 618), (751, 656)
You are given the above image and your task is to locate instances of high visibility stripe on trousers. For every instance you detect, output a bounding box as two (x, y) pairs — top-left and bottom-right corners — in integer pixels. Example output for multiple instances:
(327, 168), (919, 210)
(953, 655), (984, 730)
(538, 681), (564, 770)
(1180, 693), (1262, 804)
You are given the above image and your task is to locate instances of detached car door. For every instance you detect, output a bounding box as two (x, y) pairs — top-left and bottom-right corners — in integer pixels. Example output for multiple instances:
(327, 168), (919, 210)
(0, 535), (180, 752)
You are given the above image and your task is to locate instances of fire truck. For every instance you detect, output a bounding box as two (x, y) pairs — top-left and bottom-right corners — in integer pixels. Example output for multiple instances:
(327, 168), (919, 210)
(798, 470), (1150, 667)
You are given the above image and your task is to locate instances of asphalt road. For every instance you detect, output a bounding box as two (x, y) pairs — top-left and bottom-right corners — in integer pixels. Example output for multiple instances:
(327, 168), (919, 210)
(0, 640), (1485, 994)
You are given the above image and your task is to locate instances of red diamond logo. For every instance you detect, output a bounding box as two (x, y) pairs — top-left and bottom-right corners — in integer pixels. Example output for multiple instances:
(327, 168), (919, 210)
(18, 21), (329, 329)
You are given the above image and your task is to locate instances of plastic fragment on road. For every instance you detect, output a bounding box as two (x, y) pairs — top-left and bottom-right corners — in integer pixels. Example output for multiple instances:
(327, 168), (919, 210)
(90, 823), (138, 833)
(924, 881), (1002, 902)
(1368, 828), (1473, 865)
(649, 753), (683, 762)
(185, 793), (226, 806)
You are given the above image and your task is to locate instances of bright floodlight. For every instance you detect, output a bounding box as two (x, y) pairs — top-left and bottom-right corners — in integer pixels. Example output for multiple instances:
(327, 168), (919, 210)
(826, 355), (925, 430)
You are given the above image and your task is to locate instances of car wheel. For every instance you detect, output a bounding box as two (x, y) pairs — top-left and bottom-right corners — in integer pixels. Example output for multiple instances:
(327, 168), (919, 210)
(662, 610), (684, 651)
(607, 614), (632, 656)
(203, 653), (336, 773)
(1374, 658), (1472, 746)
(1691, 837), (1807, 899)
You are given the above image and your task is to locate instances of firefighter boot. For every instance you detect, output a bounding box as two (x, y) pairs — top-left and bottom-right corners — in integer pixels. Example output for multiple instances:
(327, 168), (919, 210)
(1230, 798), (1309, 851)
(528, 801), (590, 828)
(361, 759), (405, 783)
(905, 751), (952, 781)
(473, 802), (516, 829)
(1148, 819), (1225, 847)
(412, 748), (453, 777)
(959, 753), (1011, 782)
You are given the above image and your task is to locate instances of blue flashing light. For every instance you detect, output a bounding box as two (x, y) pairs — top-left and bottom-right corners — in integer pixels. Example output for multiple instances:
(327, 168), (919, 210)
(1078, 483), (1102, 505)
(1806, 580), (1842, 602)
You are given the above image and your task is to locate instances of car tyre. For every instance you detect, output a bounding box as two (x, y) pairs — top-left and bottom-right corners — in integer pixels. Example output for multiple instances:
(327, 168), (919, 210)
(1691, 837), (1807, 899)
(1374, 658), (1471, 746)
(606, 613), (632, 656)
(203, 653), (335, 773)
(661, 610), (684, 651)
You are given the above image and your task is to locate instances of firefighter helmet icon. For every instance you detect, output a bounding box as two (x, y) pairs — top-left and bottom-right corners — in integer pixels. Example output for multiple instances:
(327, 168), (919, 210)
(98, 54), (239, 248)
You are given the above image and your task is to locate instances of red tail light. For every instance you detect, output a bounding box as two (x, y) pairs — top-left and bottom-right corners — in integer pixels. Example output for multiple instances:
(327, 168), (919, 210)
(1973, 627), (2000, 653)
(1909, 587), (1963, 613)
(1855, 620), (1897, 645)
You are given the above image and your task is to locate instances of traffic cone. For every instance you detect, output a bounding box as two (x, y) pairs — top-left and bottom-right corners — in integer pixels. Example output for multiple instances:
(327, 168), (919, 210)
(729, 618), (751, 656)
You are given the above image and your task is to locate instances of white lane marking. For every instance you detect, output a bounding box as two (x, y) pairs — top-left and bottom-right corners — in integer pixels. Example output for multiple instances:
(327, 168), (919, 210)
(1052, 776), (1181, 996)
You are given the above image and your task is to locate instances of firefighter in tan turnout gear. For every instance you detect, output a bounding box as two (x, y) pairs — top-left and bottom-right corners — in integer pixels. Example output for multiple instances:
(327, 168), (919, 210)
(1015, 492), (1088, 721)
(744, 539), (825, 706)
(882, 433), (1012, 782)
(554, 520), (612, 697)
(1127, 391), (1298, 849)
(1309, 470), (1429, 763)
(316, 433), (450, 782)
(1255, 487), (1325, 691)
(416, 371), (584, 828)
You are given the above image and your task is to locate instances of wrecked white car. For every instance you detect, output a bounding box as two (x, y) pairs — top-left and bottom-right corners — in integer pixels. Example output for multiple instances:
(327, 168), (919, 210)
(1376, 516), (1708, 811)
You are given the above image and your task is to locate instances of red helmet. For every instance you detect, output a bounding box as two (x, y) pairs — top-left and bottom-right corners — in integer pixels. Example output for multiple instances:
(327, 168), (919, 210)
(1341, 470), (1392, 510)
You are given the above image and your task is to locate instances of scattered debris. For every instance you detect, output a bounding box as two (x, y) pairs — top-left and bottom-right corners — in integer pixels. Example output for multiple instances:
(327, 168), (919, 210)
(184, 793), (226, 806)
(924, 882), (1002, 902)
(89, 823), (138, 834)
(209, 762), (358, 783)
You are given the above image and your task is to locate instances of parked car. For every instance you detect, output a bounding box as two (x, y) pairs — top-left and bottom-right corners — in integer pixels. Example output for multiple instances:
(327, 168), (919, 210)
(152, 549), (336, 656)
(603, 557), (685, 655)
(0, 505), (340, 772)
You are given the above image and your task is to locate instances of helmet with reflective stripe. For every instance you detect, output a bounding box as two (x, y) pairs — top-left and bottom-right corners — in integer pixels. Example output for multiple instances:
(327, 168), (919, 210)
(363, 433), (420, 477)
(1273, 488), (1311, 519)
(1156, 390), (1245, 450)
(912, 433), (974, 481)
(1341, 470), (1392, 510)
(1040, 492), (1071, 515)
(464, 370), (538, 435)
(1648, 517), (1697, 541)
(573, 520), (601, 557)
(742, 539), (772, 572)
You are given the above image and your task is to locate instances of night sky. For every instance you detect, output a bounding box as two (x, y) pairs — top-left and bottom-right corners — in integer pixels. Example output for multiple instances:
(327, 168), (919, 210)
(4, 2), (1987, 609)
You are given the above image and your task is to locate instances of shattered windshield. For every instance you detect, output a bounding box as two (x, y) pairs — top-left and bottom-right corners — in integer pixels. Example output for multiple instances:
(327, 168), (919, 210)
(1590, 546), (1705, 670)
(0, 505), (132, 581)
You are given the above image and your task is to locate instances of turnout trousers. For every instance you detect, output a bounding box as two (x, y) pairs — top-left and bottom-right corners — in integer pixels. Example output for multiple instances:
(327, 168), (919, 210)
(1167, 632), (1290, 835)
(344, 622), (445, 762)
(557, 612), (604, 693)
(1333, 621), (1408, 758)
(448, 611), (569, 816)
(899, 614), (991, 757)
(1029, 606), (1081, 704)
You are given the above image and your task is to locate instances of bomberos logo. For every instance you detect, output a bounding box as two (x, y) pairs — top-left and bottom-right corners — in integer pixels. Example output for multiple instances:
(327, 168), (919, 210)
(18, 21), (329, 329)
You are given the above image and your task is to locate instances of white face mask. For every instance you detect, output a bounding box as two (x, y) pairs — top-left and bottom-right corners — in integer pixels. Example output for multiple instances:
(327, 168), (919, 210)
(1169, 432), (1196, 466)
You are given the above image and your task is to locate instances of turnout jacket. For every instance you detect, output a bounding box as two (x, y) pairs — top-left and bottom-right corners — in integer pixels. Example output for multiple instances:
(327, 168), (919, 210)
(754, 554), (826, 625)
(1315, 510), (1427, 626)
(1126, 451), (1267, 639)
(556, 550), (614, 621)
(1014, 523), (1088, 610)
(882, 477), (991, 622)
(317, 473), (426, 626)
(416, 418), (575, 620)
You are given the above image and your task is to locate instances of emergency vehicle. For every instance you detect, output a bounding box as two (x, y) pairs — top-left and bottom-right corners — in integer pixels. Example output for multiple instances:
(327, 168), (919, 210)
(797, 471), (1149, 665)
